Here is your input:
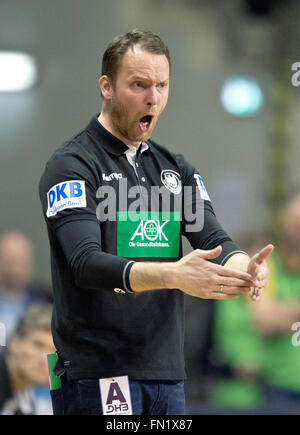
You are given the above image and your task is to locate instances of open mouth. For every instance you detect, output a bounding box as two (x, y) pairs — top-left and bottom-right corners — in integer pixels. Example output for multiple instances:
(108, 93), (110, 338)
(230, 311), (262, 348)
(139, 115), (153, 132)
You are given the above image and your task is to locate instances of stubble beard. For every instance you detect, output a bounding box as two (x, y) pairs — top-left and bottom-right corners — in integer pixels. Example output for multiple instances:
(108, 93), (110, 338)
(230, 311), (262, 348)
(110, 95), (156, 144)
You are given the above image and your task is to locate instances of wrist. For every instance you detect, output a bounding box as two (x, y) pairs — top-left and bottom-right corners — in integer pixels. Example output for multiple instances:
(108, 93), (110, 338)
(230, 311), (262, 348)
(224, 252), (250, 273)
(162, 262), (179, 289)
(129, 261), (179, 293)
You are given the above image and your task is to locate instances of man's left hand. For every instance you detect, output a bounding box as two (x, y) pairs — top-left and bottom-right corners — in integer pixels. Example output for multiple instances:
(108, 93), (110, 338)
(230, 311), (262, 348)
(247, 244), (274, 301)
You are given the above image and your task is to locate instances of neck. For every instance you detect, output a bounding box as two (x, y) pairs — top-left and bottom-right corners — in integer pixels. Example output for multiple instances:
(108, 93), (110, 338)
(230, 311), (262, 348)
(97, 111), (141, 149)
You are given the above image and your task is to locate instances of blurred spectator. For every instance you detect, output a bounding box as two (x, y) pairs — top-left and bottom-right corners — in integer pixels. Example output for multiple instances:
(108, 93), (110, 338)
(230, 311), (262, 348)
(184, 234), (267, 414)
(210, 194), (300, 413)
(249, 194), (300, 412)
(0, 303), (54, 415)
(0, 231), (52, 339)
(209, 234), (266, 412)
(184, 235), (267, 413)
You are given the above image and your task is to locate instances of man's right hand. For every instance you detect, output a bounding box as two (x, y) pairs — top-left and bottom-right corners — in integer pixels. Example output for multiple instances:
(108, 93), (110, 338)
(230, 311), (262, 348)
(167, 246), (254, 300)
(130, 246), (256, 299)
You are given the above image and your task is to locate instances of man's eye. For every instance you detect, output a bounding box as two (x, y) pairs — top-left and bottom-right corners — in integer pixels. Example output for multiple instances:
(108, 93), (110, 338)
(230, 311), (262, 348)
(158, 83), (167, 90)
(135, 82), (143, 88)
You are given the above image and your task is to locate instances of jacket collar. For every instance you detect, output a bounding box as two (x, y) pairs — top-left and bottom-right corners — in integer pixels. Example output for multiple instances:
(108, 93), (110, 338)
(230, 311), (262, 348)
(86, 115), (150, 156)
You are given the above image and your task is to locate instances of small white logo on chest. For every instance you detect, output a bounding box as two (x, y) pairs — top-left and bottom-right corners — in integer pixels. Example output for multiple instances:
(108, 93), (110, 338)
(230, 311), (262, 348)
(161, 170), (182, 194)
(102, 172), (123, 181)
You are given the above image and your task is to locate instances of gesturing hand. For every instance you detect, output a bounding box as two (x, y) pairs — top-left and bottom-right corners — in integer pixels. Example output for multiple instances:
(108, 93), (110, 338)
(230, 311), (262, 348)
(173, 246), (255, 300)
(247, 244), (274, 301)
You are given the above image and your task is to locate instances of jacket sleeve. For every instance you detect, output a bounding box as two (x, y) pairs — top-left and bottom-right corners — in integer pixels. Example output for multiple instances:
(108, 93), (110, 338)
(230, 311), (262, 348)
(39, 151), (134, 292)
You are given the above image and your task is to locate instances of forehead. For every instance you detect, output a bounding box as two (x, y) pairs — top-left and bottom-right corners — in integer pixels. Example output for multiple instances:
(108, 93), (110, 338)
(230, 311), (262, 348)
(282, 197), (300, 225)
(0, 235), (32, 257)
(24, 329), (52, 342)
(285, 199), (300, 218)
(117, 46), (170, 81)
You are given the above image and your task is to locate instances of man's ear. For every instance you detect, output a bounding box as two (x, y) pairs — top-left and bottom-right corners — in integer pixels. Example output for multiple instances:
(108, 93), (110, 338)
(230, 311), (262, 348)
(99, 75), (113, 100)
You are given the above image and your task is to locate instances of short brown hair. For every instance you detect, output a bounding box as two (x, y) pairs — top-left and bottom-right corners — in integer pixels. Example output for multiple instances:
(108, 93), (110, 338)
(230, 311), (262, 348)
(13, 303), (52, 338)
(101, 29), (171, 83)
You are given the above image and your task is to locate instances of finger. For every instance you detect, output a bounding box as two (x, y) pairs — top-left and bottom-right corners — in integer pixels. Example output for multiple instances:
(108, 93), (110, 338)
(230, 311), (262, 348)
(250, 277), (268, 290)
(198, 245), (222, 260)
(215, 265), (254, 282)
(260, 278), (268, 288)
(252, 287), (263, 296)
(217, 276), (255, 288)
(211, 292), (240, 300)
(254, 273), (265, 282)
(250, 287), (264, 301)
(247, 266), (265, 286)
(251, 295), (260, 302)
(251, 292), (263, 302)
(253, 244), (274, 265)
(216, 285), (251, 294)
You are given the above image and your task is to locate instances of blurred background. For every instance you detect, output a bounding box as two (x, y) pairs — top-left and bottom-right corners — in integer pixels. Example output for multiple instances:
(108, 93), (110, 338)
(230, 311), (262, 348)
(1, 0), (300, 414)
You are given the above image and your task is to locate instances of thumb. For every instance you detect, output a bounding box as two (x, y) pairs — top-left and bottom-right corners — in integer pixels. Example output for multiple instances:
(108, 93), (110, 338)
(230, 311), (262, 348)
(253, 244), (274, 265)
(198, 245), (222, 260)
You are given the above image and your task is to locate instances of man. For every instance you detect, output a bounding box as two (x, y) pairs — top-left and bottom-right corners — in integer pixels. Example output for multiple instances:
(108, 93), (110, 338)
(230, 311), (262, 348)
(211, 196), (300, 414)
(249, 194), (300, 412)
(39, 29), (273, 415)
(0, 231), (52, 339)
(0, 303), (54, 415)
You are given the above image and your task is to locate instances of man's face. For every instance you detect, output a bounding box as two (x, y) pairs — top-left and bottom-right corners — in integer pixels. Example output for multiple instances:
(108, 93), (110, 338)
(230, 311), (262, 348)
(282, 197), (300, 252)
(10, 330), (55, 385)
(106, 46), (170, 145)
(0, 235), (33, 290)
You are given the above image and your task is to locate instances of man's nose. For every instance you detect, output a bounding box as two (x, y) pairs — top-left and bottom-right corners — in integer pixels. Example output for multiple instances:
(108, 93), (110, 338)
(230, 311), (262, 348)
(146, 86), (158, 106)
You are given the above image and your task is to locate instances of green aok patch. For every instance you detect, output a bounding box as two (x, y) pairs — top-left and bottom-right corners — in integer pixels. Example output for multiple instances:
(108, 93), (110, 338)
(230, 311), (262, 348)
(117, 211), (180, 257)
